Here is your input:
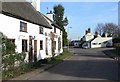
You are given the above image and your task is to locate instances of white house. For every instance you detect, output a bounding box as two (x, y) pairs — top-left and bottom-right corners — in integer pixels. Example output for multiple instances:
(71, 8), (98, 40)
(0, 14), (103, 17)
(0, 1), (63, 63)
(82, 28), (113, 48)
(31, 0), (63, 59)
(82, 28), (94, 42)
(91, 33), (113, 48)
(42, 11), (63, 58)
(82, 28), (94, 48)
(0, 1), (49, 63)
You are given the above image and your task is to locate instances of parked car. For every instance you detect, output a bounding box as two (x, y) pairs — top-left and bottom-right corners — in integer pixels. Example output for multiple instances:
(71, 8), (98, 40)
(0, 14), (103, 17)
(82, 43), (88, 49)
(106, 42), (113, 47)
(74, 42), (80, 48)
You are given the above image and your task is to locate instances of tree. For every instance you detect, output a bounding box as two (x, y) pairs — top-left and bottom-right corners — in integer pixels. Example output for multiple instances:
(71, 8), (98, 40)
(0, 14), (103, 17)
(95, 23), (104, 36)
(53, 4), (68, 46)
(103, 23), (118, 37)
(95, 23), (119, 38)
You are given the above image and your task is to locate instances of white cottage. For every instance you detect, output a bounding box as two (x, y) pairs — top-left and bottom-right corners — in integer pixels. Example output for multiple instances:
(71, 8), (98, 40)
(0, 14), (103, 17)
(82, 28), (94, 48)
(0, 1), (54, 63)
(82, 28), (94, 42)
(42, 11), (63, 58)
(82, 28), (113, 48)
(91, 33), (113, 48)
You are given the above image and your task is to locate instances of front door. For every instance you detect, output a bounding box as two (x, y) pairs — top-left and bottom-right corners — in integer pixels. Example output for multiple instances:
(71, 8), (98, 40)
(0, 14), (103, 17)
(34, 40), (37, 62)
(29, 36), (33, 63)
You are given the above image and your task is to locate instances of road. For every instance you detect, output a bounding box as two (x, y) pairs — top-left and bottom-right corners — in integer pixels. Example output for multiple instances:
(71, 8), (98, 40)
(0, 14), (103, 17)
(29, 48), (118, 80)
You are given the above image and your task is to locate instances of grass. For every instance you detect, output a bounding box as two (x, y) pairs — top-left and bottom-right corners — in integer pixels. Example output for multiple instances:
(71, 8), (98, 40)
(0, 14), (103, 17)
(107, 48), (120, 59)
(47, 49), (72, 64)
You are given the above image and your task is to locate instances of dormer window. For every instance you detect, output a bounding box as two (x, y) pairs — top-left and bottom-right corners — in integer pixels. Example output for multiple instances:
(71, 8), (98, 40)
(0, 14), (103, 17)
(20, 21), (27, 32)
(39, 26), (44, 34)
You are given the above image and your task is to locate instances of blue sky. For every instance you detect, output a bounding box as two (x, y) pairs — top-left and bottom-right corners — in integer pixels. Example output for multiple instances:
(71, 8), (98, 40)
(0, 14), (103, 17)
(40, 2), (118, 40)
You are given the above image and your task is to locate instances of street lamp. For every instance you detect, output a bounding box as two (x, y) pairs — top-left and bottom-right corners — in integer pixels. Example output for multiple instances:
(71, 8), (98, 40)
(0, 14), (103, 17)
(67, 27), (72, 51)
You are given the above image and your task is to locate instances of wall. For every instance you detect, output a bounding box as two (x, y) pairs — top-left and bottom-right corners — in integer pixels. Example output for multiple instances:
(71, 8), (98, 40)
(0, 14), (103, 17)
(44, 15), (63, 57)
(0, 14), (47, 62)
(83, 33), (94, 42)
(91, 36), (113, 48)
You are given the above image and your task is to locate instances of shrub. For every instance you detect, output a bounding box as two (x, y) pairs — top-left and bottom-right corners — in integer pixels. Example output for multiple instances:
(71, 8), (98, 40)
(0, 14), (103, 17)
(116, 47), (120, 57)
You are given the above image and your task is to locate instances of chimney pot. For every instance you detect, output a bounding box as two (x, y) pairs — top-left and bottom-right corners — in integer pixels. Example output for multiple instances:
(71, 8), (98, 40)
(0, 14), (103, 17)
(88, 28), (91, 33)
(86, 30), (88, 34)
(50, 10), (52, 14)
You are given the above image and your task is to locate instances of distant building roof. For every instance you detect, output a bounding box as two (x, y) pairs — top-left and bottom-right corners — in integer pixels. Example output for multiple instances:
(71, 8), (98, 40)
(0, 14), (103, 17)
(1, 2), (52, 29)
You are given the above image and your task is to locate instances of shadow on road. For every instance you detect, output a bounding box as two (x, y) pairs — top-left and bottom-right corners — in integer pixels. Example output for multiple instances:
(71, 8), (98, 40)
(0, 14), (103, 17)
(46, 59), (118, 81)
(74, 53), (108, 58)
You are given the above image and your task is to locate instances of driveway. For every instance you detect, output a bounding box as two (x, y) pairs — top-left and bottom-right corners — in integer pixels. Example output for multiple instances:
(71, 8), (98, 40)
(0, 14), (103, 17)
(29, 48), (118, 80)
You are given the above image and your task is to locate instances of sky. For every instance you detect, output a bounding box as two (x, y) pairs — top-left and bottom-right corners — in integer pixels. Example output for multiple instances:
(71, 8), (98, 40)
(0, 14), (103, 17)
(40, 2), (118, 40)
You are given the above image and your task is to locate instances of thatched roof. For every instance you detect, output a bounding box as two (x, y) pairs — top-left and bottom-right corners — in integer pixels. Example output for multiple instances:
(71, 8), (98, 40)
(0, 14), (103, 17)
(1, 2), (52, 29)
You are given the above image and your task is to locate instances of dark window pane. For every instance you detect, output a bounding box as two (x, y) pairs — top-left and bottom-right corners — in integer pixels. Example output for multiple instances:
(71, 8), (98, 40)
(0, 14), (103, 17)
(20, 21), (27, 32)
(39, 26), (44, 34)
(40, 40), (43, 50)
(22, 40), (27, 52)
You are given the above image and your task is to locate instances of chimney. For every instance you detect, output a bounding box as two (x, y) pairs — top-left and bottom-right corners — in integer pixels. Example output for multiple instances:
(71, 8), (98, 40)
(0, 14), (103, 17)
(31, 0), (40, 12)
(88, 28), (91, 33)
(85, 30), (88, 35)
(95, 31), (99, 37)
(46, 10), (53, 21)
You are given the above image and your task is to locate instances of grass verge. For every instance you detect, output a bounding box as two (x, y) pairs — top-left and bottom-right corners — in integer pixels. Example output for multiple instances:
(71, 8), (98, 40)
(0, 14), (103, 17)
(47, 49), (72, 64)
(103, 48), (120, 59)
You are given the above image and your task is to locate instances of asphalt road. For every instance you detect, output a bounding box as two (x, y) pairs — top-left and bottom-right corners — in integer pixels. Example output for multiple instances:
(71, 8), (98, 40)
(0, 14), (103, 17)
(29, 48), (118, 81)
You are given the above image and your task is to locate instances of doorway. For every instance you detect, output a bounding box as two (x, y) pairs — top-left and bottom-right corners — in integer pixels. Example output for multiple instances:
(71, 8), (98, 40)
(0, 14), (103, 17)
(34, 40), (37, 62)
(29, 36), (33, 63)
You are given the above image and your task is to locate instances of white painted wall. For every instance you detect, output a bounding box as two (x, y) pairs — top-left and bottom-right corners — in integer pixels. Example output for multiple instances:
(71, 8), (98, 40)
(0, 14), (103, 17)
(44, 27), (52, 58)
(54, 27), (63, 55)
(0, 14), (48, 62)
(0, 12), (63, 63)
(44, 14), (63, 57)
(91, 36), (113, 48)
(83, 33), (94, 42)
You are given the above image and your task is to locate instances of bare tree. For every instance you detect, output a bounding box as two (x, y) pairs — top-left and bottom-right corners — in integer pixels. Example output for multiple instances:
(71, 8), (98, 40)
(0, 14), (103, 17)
(95, 23), (118, 38)
(95, 23), (104, 36)
(103, 23), (118, 37)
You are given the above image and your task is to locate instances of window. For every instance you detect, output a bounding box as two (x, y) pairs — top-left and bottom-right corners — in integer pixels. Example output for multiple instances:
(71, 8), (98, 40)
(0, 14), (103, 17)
(54, 27), (56, 33)
(53, 41), (56, 50)
(9, 39), (15, 44)
(40, 40), (43, 50)
(39, 26), (44, 34)
(93, 43), (97, 45)
(103, 41), (108, 44)
(20, 21), (27, 32)
(22, 40), (27, 52)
